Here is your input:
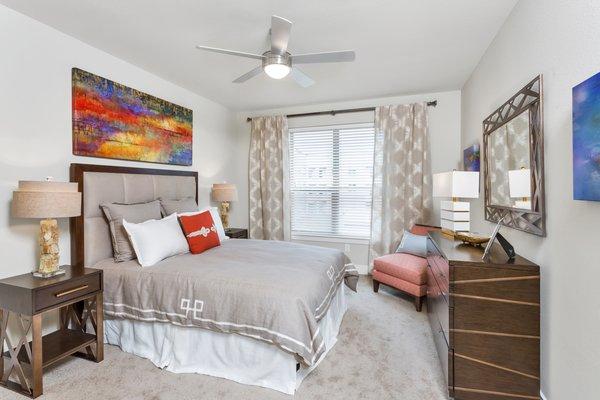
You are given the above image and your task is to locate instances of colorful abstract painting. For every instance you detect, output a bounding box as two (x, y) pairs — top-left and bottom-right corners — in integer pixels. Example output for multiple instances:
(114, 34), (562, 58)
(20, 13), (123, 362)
(463, 143), (480, 172)
(573, 71), (600, 201)
(72, 68), (193, 165)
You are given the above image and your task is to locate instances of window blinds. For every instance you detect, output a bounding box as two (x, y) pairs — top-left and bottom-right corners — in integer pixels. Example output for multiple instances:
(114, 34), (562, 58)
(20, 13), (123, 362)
(289, 123), (375, 239)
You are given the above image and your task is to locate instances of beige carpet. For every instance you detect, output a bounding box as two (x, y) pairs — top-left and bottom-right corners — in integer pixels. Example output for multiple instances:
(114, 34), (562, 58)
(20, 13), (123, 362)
(0, 277), (446, 400)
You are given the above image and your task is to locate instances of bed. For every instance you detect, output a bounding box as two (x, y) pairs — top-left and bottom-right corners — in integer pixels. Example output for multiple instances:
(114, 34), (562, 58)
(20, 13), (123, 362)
(70, 163), (358, 394)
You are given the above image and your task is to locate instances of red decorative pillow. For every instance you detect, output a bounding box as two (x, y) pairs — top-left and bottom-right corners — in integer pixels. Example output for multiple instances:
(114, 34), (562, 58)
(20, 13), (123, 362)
(178, 210), (221, 254)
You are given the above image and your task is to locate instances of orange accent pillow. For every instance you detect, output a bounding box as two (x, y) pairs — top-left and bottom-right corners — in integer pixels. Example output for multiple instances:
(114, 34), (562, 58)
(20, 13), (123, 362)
(178, 210), (221, 254)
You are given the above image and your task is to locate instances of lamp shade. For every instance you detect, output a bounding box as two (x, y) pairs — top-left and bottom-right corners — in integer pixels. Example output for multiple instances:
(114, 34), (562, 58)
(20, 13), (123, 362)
(508, 169), (531, 198)
(12, 179), (81, 219)
(212, 183), (238, 202)
(433, 171), (479, 198)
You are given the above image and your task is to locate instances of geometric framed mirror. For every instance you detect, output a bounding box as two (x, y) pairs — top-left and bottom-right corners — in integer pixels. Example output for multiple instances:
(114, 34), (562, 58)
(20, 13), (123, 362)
(483, 75), (546, 236)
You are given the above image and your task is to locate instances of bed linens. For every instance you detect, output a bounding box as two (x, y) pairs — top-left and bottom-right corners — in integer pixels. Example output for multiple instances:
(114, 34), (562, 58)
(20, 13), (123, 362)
(123, 213), (189, 267)
(95, 239), (358, 366)
(104, 283), (347, 394)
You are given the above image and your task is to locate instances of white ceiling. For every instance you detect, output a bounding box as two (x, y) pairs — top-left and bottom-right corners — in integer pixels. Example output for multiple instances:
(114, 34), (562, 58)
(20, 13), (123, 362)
(1, 0), (517, 111)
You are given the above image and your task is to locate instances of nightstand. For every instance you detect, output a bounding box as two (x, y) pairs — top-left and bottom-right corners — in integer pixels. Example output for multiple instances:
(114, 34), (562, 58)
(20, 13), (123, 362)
(225, 228), (248, 239)
(0, 266), (103, 398)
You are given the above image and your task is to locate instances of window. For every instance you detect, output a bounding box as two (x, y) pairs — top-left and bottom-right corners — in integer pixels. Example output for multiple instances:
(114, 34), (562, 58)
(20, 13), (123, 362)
(289, 123), (375, 239)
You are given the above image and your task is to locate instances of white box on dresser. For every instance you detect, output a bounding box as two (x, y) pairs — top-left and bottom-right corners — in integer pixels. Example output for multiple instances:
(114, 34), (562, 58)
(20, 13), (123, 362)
(440, 200), (470, 211)
(440, 219), (469, 232)
(440, 210), (470, 221)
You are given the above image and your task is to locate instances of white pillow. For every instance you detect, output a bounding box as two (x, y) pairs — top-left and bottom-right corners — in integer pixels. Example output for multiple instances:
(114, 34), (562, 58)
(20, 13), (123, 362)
(123, 213), (189, 267)
(179, 206), (229, 242)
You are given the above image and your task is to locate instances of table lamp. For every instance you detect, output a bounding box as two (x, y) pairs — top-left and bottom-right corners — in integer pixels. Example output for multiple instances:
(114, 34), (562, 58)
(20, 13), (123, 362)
(509, 168), (532, 209)
(211, 183), (238, 229)
(12, 178), (81, 278)
(433, 171), (479, 235)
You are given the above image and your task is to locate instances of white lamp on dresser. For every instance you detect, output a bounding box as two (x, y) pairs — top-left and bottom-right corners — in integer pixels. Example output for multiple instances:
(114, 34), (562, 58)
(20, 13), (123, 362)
(433, 171), (479, 235)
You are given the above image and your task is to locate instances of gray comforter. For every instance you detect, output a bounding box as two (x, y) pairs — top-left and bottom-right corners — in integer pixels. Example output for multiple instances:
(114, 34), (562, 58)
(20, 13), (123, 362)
(94, 239), (358, 366)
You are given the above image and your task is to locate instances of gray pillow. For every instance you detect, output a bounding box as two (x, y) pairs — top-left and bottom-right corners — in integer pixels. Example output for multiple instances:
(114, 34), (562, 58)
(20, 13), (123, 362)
(159, 197), (198, 216)
(100, 200), (162, 262)
(395, 230), (428, 258)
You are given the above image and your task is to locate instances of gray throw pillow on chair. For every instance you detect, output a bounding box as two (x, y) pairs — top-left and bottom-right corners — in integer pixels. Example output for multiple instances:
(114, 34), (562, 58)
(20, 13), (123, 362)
(395, 230), (428, 258)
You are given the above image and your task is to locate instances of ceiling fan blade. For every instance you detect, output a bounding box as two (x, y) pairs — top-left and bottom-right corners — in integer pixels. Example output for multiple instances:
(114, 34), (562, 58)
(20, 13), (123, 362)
(233, 66), (264, 83)
(270, 15), (292, 54)
(293, 50), (355, 64)
(290, 67), (315, 88)
(196, 45), (264, 60)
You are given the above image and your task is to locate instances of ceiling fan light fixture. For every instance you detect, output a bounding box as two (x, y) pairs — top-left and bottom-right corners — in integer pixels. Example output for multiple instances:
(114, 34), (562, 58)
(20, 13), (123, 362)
(264, 63), (291, 79)
(262, 52), (291, 79)
(196, 15), (355, 86)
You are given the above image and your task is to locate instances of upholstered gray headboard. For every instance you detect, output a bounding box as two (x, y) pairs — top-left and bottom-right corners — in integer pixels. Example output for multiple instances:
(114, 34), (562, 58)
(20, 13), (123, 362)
(70, 164), (198, 268)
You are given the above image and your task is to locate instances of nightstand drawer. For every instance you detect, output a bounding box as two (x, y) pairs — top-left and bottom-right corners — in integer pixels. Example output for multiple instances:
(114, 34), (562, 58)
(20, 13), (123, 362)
(34, 273), (101, 313)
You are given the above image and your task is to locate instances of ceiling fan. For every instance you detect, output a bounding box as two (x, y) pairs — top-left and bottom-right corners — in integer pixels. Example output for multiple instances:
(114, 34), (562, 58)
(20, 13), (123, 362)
(196, 15), (355, 87)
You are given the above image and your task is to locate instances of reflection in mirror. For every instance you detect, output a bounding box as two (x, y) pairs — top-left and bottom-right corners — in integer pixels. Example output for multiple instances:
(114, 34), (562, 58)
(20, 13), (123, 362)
(488, 110), (532, 209)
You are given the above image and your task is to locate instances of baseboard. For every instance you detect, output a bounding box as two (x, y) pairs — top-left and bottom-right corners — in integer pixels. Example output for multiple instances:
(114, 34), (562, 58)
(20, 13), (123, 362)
(540, 390), (547, 400)
(355, 264), (369, 275)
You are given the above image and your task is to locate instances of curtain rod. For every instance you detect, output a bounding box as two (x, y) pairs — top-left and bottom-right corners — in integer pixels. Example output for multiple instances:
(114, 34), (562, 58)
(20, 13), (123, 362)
(245, 100), (437, 122)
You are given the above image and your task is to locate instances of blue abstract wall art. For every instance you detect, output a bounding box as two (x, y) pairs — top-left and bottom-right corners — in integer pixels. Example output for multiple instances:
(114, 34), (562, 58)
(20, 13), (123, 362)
(573, 71), (600, 201)
(463, 143), (480, 172)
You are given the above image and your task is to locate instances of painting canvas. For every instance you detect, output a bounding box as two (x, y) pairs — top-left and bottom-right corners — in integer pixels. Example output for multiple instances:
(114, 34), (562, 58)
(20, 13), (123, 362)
(72, 68), (193, 165)
(463, 143), (480, 172)
(573, 71), (600, 201)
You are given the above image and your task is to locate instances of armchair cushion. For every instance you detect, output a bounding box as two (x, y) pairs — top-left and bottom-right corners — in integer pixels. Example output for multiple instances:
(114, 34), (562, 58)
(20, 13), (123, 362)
(373, 253), (428, 286)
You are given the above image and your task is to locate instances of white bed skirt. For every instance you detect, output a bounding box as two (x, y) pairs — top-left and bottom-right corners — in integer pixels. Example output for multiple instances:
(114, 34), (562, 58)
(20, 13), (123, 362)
(105, 284), (348, 394)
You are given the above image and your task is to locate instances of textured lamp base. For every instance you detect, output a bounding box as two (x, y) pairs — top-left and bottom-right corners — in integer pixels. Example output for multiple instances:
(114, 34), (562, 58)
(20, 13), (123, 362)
(36, 218), (61, 278)
(440, 201), (470, 237)
(219, 201), (230, 229)
(33, 267), (66, 278)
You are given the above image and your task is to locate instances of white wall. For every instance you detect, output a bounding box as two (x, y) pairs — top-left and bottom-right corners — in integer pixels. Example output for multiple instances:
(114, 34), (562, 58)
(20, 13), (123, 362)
(461, 1), (600, 398)
(0, 5), (243, 282)
(236, 90), (462, 272)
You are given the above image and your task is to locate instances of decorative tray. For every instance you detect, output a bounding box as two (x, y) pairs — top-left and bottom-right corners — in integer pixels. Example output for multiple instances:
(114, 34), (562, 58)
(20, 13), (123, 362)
(454, 232), (491, 246)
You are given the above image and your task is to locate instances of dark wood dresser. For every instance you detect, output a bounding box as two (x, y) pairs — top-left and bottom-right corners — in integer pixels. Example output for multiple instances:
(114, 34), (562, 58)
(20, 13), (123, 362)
(426, 232), (540, 400)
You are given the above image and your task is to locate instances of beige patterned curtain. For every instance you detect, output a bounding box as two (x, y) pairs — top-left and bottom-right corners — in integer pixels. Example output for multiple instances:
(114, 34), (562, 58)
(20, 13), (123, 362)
(369, 103), (432, 264)
(248, 115), (289, 240)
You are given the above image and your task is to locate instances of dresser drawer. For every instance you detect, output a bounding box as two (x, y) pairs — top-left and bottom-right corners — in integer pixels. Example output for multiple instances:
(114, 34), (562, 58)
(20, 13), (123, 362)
(426, 236), (449, 290)
(34, 272), (101, 313)
(431, 319), (451, 387)
(452, 294), (539, 337)
(429, 255), (449, 293)
(426, 264), (449, 338)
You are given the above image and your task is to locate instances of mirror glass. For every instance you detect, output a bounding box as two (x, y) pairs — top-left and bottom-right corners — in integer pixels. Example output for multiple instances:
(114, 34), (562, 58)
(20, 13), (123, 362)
(487, 110), (532, 210)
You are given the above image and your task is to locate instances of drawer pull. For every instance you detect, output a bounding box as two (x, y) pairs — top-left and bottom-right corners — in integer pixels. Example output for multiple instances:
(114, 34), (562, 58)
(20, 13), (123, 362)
(54, 284), (89, 298)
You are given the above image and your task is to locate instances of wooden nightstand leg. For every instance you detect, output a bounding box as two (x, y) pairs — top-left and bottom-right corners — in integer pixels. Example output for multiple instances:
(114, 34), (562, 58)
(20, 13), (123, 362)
(95, 293), (104, 362)
(31, 314), (42, 398)
(0, 309), (4, 381)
